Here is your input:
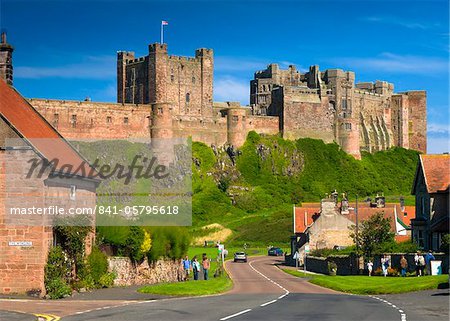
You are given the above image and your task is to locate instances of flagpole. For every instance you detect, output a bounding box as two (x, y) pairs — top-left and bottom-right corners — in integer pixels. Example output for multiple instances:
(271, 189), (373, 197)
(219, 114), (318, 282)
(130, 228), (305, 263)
(160, 22), (163, 44)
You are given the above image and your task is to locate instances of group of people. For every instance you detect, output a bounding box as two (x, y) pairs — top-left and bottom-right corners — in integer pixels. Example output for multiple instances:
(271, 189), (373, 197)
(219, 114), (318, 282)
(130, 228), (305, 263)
(366, 250), (436, 277)
(181, 254), (211, 281)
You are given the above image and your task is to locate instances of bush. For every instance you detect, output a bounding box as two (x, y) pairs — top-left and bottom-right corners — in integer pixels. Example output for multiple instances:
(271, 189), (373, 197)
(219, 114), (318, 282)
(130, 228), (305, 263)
(86, 247), (109, 286)
(44, 246), (72, 298)
(45, 278), (72, 299)
(440, 234), (450, 253)
(99, 272), (116, 288)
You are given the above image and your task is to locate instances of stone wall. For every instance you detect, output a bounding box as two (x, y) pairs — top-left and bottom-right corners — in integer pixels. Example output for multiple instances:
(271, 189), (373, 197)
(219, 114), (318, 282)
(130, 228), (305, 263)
(108, 257), (182, 286)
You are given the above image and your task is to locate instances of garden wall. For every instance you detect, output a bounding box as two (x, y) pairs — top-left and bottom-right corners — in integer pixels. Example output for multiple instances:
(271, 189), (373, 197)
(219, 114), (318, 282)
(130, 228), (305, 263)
(305, 255), (359, 275)
(108, 257), (182, 286)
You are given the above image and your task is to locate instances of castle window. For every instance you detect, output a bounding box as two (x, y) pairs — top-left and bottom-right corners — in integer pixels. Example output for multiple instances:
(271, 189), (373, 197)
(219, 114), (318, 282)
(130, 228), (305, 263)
(342, 99), (348, 110)
(171, 74), (175, 82)
(158, 107), (163, 114)
(232, 115), (239, 122)
(345, 123), (352, 130)
(71, 114), (77, 128)
(53, 113), (59, 127)
(70, 185), (76, 201)
(106, 116), (112, 124)
(192, 76), (196, 84)
(124, 117), (129, 124)
(186, 93), (190, 104)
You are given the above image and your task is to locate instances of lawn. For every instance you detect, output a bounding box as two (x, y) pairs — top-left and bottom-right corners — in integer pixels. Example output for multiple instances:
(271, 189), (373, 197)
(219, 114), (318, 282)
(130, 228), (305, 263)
(138, 275), (232, 296)
(282, 268), (448, 294)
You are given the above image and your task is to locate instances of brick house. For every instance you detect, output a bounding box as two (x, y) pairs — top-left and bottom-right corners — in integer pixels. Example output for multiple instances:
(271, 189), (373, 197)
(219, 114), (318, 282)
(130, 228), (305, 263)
(411, 154), (450, 250)
(0, 79), (98, 295)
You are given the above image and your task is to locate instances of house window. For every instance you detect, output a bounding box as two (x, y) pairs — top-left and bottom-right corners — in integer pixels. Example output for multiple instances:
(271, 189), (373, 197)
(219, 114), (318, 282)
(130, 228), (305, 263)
(124, 117), (129, 124)
(186, 93), (190, 104)
(71, 114), (77, 128)
(70, 185), (76, 201)
(106, 116), (112, 123)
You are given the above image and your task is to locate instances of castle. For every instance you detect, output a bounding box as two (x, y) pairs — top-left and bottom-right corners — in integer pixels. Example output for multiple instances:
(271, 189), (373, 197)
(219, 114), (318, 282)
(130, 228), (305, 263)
(0, 34), (427, 158)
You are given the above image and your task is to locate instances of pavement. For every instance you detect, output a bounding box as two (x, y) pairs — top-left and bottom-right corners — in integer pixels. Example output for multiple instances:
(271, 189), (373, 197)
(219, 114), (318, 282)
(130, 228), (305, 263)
(0, 256), (448, 321)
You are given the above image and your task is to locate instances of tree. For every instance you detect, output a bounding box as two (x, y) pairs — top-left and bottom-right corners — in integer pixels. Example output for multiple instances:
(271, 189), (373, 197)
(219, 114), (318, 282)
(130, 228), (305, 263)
(349, 212), (394, 259)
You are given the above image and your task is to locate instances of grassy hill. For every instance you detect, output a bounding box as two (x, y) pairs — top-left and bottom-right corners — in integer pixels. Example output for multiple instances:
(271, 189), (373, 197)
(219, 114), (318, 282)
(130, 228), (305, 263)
(191, 132), (419, 247)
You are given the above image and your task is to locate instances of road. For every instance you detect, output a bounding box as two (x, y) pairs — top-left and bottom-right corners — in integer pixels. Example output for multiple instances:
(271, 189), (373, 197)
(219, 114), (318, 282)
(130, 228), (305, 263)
(1, 256), (447, 321)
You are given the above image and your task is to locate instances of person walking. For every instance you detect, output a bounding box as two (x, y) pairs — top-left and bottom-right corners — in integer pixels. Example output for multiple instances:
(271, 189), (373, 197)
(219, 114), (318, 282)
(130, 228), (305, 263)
(414, 251), (421, 276)
(425, 250), (435, 275)
(202, 255), (211, 280)
(367, 259), (373, 276)
(381, 255), (389, 277)
(400, 255), (408, 277)
(182, 255), (191, 281)
(192, 256), (200, 281)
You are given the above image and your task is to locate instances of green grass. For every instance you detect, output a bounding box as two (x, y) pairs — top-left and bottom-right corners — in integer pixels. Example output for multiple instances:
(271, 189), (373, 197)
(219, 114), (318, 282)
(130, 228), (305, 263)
(138, 274), (233, 296)
(282, 268), (448, 294)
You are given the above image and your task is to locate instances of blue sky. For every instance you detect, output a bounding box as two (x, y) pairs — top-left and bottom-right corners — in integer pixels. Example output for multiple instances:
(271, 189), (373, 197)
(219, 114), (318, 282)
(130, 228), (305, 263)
(1, 0), (449, 153)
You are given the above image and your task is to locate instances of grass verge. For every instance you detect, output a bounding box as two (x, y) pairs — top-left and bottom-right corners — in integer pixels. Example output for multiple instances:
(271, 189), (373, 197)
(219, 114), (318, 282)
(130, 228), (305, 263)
(282, 268), (448, 294)
(138, 274), (233, 296)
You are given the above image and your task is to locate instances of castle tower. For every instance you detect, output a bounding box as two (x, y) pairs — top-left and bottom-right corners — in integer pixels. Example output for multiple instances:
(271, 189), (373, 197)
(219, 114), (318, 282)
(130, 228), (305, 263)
(150, 102), (174, 165)
(148, 43), (168, 104)
(0, 32), (14, 85)
(117, 51), (135, 103)
(226, 106), (247, 148)
(195, 48), (214, 117)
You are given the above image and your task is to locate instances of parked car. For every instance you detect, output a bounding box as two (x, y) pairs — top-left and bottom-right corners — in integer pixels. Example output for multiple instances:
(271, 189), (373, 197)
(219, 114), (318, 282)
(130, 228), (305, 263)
(268, 247), (283, 256)
(234, 252), (248, 263)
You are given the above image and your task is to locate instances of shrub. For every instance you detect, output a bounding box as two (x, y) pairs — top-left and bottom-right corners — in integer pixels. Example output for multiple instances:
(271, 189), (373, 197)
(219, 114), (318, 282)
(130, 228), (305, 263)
(440, 234), (450, 253)
(99, 272), (116, 288)
(126, 226), (146, 262)
(86, 247), (109, 286)
(387, 267), (399, 277)
(44, 246), (72, 298)
(45, 278), (72, 299)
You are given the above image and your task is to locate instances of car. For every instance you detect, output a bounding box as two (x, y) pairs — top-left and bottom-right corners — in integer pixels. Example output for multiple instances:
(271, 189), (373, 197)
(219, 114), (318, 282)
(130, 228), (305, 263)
(234, 252), (248, 263)
(268, 247), (283, 256)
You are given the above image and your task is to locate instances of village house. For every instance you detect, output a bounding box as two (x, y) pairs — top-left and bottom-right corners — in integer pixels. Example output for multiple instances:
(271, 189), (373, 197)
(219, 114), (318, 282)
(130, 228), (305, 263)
(290, 196), (414, 256)
(411, 154), (450, 251)
(0, 79), (99, 295)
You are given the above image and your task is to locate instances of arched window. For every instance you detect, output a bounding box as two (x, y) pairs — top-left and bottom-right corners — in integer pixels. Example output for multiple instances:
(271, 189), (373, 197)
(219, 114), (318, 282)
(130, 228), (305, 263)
(186, 93), (190, 104)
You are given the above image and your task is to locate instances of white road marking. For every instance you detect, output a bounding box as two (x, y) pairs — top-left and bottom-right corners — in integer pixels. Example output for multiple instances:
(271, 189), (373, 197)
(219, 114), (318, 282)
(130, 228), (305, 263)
(260, 299), (277, 307)
(219, 309), (252, 320)
(371, 296), (407, 321)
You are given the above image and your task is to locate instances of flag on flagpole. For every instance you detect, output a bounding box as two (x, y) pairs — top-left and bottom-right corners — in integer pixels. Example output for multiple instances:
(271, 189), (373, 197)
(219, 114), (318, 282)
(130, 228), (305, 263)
(161, 21), (168, 44)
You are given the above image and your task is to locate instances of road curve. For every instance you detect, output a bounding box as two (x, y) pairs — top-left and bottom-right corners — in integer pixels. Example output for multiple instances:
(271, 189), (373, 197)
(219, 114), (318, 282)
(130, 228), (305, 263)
(57, 256), (408, 321)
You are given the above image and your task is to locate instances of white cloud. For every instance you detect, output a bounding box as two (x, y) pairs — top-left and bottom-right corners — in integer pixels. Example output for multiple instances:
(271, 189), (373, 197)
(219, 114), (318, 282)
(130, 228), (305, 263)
(427, 137), (450, 154)
(333, 52), (448, 75)
(362, 16), (435, 30)
(428, 123), (450, 137)
(214, 76), (249, 104)
(15, 55), (116, 80)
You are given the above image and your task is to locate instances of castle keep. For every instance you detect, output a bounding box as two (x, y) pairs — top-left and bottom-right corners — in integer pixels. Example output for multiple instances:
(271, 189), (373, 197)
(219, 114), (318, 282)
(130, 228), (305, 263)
(1, 36), (426, 158)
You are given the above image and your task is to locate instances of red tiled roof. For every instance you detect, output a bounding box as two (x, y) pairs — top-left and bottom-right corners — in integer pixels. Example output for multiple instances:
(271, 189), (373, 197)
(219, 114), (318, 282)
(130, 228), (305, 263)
(0, 80), (96, 177)
(419, 154), (450, 193)
(294, 207), (320, 233)
(401, 206), (415, 226)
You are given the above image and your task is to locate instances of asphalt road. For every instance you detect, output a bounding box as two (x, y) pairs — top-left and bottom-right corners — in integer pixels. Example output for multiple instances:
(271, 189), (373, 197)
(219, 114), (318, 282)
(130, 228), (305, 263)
(60, 256), (407, 321)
